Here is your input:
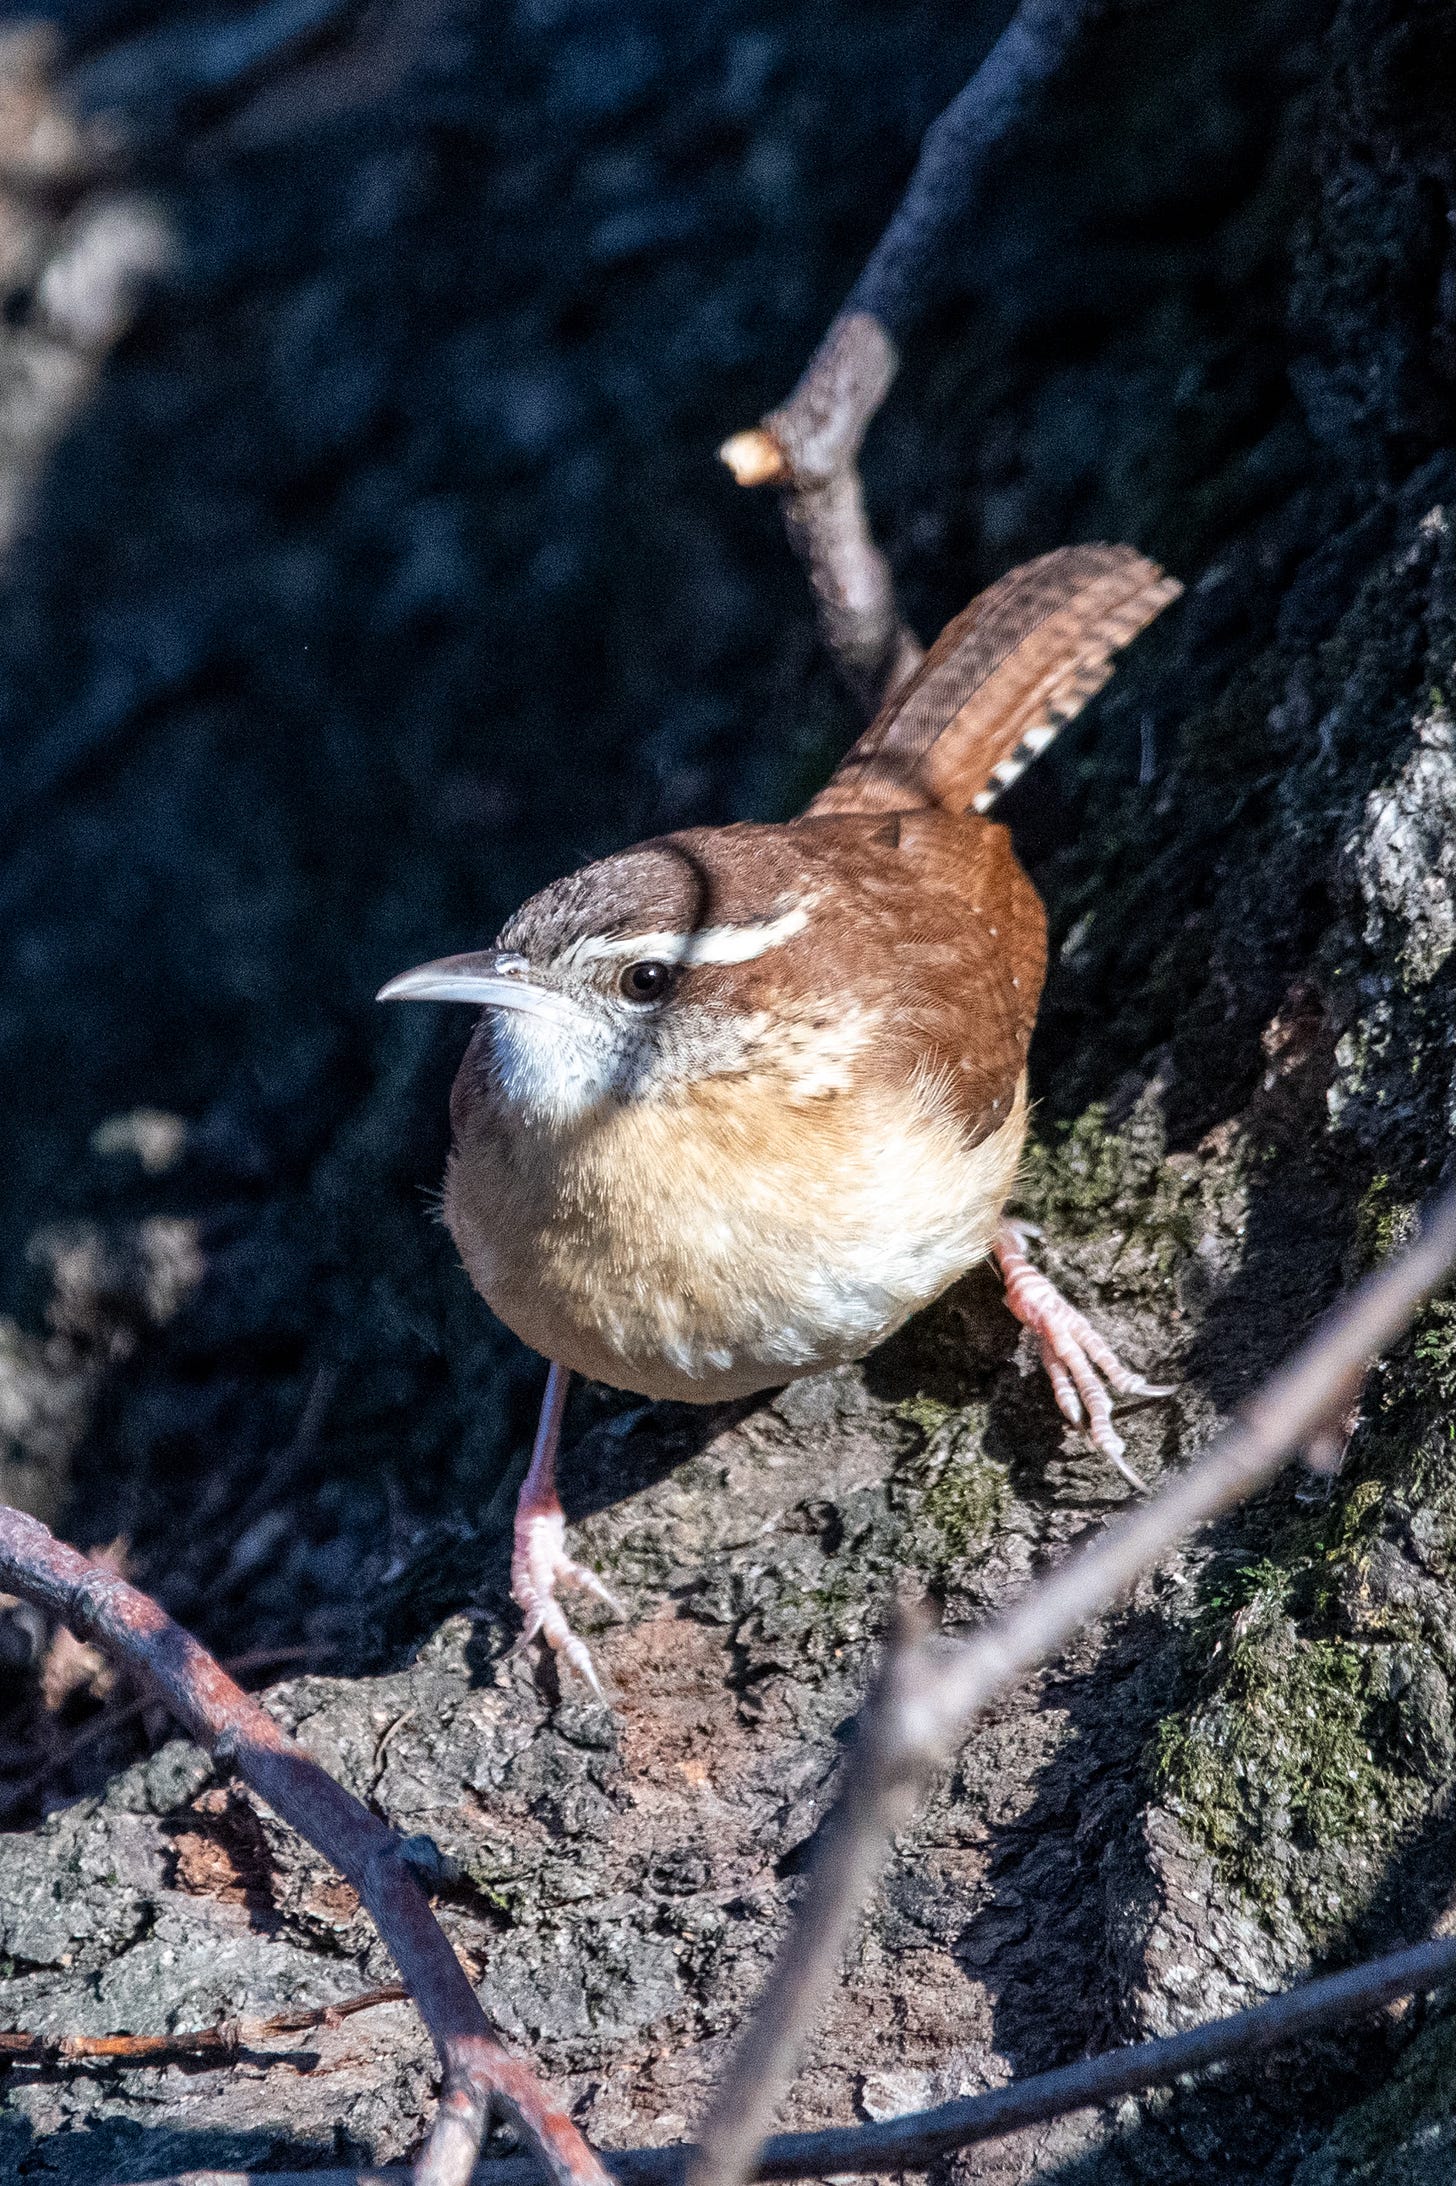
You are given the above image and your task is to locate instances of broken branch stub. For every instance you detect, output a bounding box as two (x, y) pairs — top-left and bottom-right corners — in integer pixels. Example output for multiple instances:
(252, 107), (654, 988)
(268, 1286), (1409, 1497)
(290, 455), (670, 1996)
(721, 312), (916, 714)
(719, 0), (1109, 710)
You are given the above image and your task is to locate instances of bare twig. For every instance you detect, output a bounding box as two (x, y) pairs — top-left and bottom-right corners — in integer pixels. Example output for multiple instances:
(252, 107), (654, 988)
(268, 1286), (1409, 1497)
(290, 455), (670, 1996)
(0, 1505), (611, 2186)
(415, 2047), (496, 2186)
(720, 0), (1107, 708)
(722, 312), (919, 712)
(64, 0), (365, 135)
(686, 1185), (1456, 2186)
(0, 1984), (408, 2067)
(20, 1206), (1451, 2186)
(129, 1922), (1456, 2185)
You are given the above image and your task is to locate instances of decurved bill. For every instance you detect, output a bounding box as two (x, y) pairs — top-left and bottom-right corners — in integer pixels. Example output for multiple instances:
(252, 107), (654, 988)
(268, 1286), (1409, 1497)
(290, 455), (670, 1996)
(376, 953), (583, 1027)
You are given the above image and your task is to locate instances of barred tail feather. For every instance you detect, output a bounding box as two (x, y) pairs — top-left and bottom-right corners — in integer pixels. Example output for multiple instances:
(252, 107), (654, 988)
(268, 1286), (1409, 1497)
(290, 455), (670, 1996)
(805, 544), (1181, 821)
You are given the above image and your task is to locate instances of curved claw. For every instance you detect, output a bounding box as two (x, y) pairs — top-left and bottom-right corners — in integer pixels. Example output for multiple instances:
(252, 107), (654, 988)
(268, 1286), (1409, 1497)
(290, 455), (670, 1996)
(995, 1221), (1172, 1493)
(554, 1557), (626, 1620)
(512, 1500), (620, 1694)
(516, 1592), (608, 1700)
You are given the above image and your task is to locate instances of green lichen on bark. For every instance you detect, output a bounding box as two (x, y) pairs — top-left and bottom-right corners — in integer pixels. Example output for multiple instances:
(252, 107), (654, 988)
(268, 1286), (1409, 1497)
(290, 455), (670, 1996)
(1144, 1255), (1456, 1940)
(1409, 1304), (1456, 1415)
(1353, 1175), (1422, 1270)
(1016, 1089), (1188, 1247)
(893, 1403), (1008, 1574)
(920, 1448), (1009, 1563)
(1148, 1587), (1422, 1938)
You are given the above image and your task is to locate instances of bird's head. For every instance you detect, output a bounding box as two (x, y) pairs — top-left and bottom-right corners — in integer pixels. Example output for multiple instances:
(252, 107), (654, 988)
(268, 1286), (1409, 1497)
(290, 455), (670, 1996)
(378, 830), (826, 1129)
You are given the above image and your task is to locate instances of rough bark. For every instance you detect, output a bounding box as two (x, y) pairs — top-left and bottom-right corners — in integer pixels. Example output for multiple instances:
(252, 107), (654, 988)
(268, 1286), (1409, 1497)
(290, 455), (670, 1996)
(4, 0), (1456, 2181)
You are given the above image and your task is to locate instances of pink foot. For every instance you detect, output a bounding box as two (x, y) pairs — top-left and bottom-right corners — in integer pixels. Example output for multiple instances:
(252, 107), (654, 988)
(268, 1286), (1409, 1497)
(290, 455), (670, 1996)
(511, 1499), (623, 1699)
(510, 1362), (623, 1698)
(993, 1222), (1173, 1492)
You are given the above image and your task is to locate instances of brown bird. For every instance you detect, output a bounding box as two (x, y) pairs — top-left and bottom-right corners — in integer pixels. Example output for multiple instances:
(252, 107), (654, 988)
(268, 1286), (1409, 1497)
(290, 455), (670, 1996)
(381, 544), (1181, 1690)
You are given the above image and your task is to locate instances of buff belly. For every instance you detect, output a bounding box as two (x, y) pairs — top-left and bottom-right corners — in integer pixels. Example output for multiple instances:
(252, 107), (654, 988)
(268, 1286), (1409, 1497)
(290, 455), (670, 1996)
(444, 1074), (1028, 1404)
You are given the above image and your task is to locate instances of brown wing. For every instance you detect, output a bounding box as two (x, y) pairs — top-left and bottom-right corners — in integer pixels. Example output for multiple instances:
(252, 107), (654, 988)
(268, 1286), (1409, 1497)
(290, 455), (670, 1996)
(805, 544), (1180, 820)
(879, 811), (1046, 1139)
(761, 809), (1046, 1146)
(639, 808), (1048, 1146)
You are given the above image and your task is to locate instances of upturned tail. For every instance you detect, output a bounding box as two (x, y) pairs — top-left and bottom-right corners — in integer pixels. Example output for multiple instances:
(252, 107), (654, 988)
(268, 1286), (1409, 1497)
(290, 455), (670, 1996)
(804, 543), (1181, 820)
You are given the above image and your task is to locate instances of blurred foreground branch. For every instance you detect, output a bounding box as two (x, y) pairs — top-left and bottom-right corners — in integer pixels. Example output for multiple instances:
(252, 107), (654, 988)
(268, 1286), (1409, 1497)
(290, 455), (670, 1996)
(0, 1505), (611, 2186)
(126, 1930), (1456, 2183)
(0, 26), (168, 563)
(686, 1184), (1456, 2186)
(720, 0), (1106, 708)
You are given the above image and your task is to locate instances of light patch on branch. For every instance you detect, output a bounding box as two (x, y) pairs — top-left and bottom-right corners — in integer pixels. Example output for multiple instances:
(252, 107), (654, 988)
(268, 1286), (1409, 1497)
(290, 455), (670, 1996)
(0, 25), (168, 557)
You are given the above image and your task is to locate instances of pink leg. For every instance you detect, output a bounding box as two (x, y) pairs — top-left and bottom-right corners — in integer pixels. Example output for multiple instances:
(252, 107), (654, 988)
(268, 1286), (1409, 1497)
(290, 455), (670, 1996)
(993, 1222), (1173, 1492)
(511, 1362), (623, 1697)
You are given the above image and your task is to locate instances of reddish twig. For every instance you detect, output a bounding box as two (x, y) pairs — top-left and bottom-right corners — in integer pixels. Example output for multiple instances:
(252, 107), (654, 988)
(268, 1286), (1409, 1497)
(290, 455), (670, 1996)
(0, 1505), (610, 2186)
(720, 0), (1107, 709)
(0, 1983), (408, 2067)
(122, 1925), (1456, 2183)
(685, 1185), (1456, 2186)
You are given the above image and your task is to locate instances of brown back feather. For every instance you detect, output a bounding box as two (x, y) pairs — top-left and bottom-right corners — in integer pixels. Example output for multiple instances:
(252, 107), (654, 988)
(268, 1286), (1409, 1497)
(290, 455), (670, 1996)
(804, 544), (1181, 820)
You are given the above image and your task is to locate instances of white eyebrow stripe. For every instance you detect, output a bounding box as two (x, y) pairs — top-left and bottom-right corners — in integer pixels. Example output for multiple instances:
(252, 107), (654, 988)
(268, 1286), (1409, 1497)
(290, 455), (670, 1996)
(566, 899), (814, 969)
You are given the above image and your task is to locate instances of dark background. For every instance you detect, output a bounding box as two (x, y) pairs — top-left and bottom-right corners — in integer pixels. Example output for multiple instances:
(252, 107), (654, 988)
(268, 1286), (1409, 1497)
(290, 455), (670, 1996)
(0, 0), (1361, 1773)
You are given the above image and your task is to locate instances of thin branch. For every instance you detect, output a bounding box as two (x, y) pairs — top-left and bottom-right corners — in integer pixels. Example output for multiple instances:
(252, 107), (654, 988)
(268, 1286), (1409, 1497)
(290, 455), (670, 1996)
(109, 1194), (1456, 2186)
(10, 1199), (1449, 2186)
(723, 312), (919, 713)
(63, 0), (366, 135)
(685, 1185), (1456, 2186)
(0, 1984), (408, 2068)
(841, 0), (1110, 338)
(0, 1505), (611, 2186)
(127, 1927), (1456, 2186)
(416, 2048), (496, 2186)
(720, 0), (1107, 709)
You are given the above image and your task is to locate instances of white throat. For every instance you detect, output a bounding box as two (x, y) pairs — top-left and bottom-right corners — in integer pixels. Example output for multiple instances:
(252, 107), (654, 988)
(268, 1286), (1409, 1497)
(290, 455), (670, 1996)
(488, 1006), (637, 1128)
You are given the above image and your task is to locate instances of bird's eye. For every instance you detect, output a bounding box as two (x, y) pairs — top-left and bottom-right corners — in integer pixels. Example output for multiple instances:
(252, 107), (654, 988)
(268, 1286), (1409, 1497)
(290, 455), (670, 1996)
(619, 959), (674, 1004)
